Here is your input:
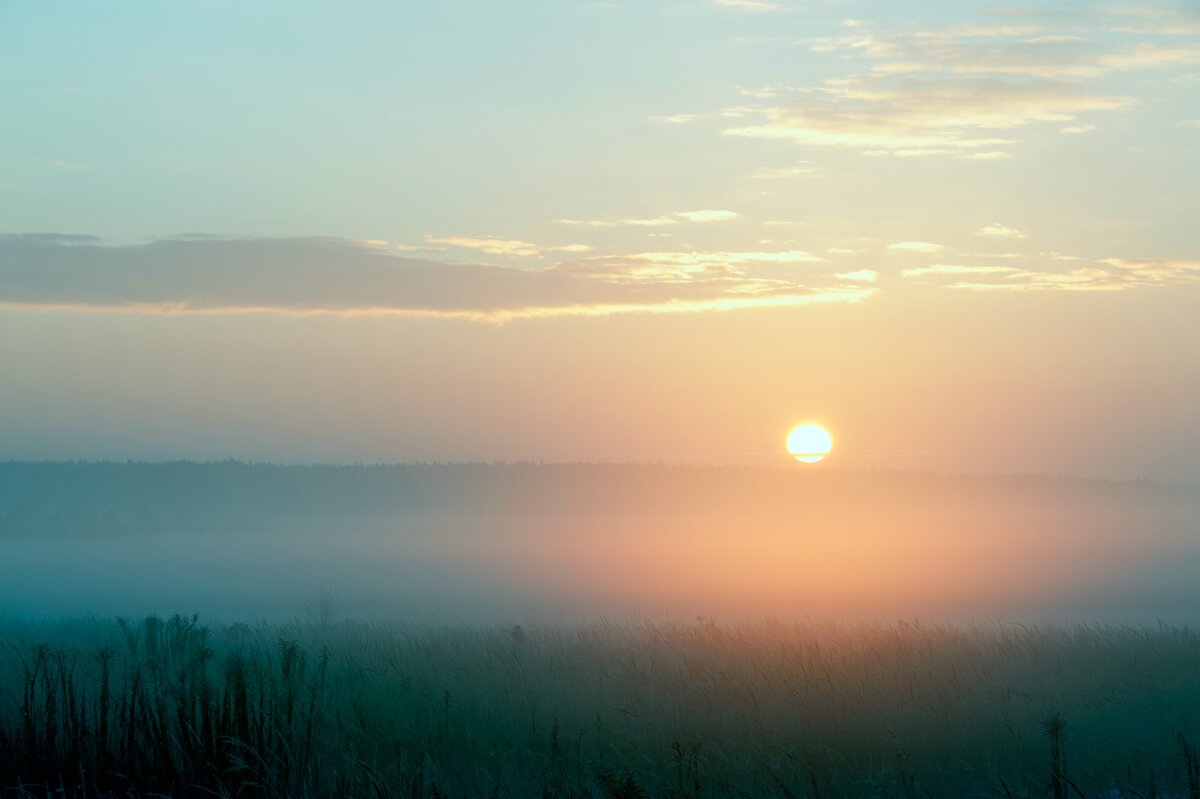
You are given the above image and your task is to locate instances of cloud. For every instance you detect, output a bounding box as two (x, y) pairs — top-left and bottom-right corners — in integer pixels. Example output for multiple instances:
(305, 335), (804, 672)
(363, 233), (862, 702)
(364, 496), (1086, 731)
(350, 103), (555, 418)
(902, 256), (1200, 291)
(610, 249), (827, 270)
(561, 216), (677, 228)
(1105, 5), (1200, 35)
(0, 234), (869, 323)
(809, 19), (1200, 79)
(8, 233), (102, 244)
(976, 224), (1027, 238)
(1101, 257), (1200, 282)
(424, 236), (593, 257)
(920, 40), (1200, 79)
(943, 24), (1047, 38)
(903, 264), (1023, 277)
(835, 269), (878, 282)
(888, 241), (946, 253)
(682, 9), (1200, 159)
(560, 210), (740, 227)
(955, 150), (1015, 160)
(724, 76), (1131, 155)
(424, 236), (542, 257)
(674, 209), (741, 222)
(719, 104), (762, 119)
(737, 85), (780, 99)
(650, 113), (704, 124)
(750, 163), (820, 179)
(394, 243), (449, 254)
(42, 158), (92, 171)
(712, 0), (782, 11)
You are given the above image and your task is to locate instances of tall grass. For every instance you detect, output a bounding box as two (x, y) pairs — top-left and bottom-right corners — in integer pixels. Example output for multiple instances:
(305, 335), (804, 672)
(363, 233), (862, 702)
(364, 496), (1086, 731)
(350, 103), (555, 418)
(1, 615), (1198, 797)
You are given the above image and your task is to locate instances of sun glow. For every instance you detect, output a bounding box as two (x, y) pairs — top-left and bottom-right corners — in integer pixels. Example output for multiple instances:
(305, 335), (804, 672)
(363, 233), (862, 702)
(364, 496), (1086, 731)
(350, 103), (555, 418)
(788, 423), (833, 463)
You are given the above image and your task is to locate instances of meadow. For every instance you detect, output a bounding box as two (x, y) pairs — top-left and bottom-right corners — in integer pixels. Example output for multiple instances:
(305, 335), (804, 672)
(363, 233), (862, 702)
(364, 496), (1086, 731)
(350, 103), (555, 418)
(5, 463), (1200, 796)
(3, 613), (1200, 798)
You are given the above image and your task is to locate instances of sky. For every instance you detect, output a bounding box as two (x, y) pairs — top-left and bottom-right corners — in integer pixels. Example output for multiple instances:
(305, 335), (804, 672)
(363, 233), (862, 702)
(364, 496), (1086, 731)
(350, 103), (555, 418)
(1, 0), (1198, 479)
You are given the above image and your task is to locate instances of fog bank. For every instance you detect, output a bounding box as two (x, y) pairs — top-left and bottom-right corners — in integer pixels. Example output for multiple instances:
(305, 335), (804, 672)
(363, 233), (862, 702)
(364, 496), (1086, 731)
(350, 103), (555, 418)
(3, 462), (1198, 623)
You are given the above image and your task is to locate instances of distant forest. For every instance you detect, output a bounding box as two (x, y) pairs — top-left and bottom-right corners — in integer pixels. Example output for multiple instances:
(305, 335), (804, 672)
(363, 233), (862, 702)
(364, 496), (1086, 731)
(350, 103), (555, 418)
(2, 460), (1196, 539)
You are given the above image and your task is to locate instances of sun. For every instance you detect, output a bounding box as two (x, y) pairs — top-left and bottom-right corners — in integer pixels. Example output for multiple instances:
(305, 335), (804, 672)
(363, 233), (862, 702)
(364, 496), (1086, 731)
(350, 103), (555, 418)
(787, 423), (833, 464)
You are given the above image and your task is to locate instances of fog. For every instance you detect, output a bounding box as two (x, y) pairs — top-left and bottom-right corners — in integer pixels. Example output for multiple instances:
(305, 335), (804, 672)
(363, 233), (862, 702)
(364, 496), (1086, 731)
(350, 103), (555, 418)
(3, 462), (1198, 624)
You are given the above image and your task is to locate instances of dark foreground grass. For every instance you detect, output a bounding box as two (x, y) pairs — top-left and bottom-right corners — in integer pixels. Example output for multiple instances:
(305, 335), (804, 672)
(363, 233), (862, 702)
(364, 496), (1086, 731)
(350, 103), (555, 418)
(1, 615), (1199, 798)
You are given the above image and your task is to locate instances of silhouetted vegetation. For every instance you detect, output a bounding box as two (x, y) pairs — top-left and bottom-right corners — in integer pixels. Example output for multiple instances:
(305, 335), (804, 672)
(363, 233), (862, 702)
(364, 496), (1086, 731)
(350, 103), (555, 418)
(2, 614), (1200, 797)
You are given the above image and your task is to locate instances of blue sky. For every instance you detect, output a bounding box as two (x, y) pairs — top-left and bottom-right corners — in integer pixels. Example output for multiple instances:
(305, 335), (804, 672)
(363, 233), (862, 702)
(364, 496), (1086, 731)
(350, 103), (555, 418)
(1, 1), (1198, 476)
(6, 0), (1195, 255)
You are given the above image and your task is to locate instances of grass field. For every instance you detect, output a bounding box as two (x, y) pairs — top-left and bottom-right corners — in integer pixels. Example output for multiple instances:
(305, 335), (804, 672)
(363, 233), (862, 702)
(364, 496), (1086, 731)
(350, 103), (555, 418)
(3, 614), (1199, 798)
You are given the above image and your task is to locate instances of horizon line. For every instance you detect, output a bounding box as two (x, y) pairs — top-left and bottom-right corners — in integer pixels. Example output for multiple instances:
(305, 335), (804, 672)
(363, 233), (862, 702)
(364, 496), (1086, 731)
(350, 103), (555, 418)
(0, 458), (1194, 489)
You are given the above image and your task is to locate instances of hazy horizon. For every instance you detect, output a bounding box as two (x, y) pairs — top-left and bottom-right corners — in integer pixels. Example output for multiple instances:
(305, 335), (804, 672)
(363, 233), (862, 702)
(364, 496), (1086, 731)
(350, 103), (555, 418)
(9, 455), (1200, 480)
(3, 461), (1197, 625)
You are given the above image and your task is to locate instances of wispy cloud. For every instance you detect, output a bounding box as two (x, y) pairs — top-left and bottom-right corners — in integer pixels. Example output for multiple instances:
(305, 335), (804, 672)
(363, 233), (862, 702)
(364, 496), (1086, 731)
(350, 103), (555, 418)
(649, 113), (705, 125)
(1101, 257), (1200, 282)
(424, 236), (541, 257)
(424, 236), (593, 257)
(888, 241), (946, 253)
(598, 249), (828, 274)
(40, 158), (92, 171)
(561, 216), (677, 228)
(835, 269), (879, 282)
(724, 77), (1130, 156)
(736, 84), (781, 99)
(1105, 5), (1200, 35)
(903, 264), (1023, 277)
(689, 9), (1200, 159)
(808, 18), (1200, 79)
(976, 224), (1027, 238)
(0, 234), (866, 324)
(712, 0), (783, 12)
(393, 243), (449, 254)
(969, 251), (1024, 259)
(902, 256), (1200, 291)
(955, 150), (1015, 160)
(675, 209), (741, 222)
(560, 210), (740, 227)
(750, 163), (820, 179)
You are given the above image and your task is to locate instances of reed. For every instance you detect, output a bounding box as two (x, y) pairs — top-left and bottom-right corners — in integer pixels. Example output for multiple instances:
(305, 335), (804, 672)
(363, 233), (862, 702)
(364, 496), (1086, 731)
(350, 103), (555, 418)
(0, 615), (1198, 797)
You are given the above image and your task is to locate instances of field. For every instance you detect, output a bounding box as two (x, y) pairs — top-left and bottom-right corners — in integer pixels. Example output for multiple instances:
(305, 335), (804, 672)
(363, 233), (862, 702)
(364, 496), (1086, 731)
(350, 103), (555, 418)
(4, 464), (1200, 796)
(3, 614), (1200, 798)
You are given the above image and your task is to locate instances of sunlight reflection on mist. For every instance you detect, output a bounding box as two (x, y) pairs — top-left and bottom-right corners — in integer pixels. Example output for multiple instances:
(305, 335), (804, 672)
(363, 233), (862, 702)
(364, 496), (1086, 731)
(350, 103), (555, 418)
(2, 463), (1197, 623)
